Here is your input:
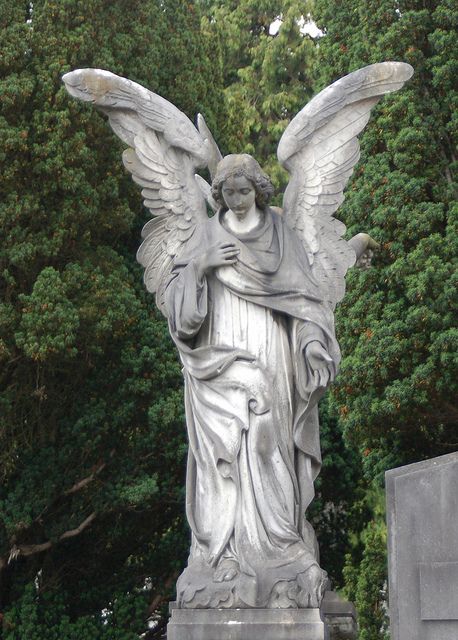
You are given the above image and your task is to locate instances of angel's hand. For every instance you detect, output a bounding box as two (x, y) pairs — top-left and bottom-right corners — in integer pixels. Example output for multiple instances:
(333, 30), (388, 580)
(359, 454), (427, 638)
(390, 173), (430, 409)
(348, 233), (380, 269)
(305, 341), (335, 388)
(195, 241), (240, 279)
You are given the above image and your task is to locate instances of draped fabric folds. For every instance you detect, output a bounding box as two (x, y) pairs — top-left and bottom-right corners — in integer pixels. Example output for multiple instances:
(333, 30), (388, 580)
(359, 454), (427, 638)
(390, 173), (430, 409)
(166, 209), (340, 608)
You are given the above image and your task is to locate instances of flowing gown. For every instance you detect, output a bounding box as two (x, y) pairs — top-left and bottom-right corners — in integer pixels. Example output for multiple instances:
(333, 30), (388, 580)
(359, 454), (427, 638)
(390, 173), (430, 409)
(165, 209), (339, 608)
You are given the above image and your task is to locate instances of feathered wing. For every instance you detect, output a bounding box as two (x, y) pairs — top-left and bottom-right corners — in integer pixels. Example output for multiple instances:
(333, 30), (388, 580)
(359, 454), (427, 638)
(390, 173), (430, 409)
(278, 62), (413, 309)
(62, 68), (216, 316)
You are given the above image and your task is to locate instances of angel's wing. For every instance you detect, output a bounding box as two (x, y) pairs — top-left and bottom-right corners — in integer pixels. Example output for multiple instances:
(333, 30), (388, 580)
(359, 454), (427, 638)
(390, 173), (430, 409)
(62, 69), (220, 316)
(278, 62), (413, 308)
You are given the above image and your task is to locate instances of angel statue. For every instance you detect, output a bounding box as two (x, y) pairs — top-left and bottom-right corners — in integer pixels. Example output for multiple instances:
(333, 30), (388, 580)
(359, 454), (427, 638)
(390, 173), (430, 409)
(63, 62), (413, 610)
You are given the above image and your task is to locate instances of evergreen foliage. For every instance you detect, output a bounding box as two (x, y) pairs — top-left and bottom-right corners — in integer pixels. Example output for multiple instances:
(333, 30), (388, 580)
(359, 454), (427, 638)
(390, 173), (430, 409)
(308, 397), (369, 590)
(0, 1), (223, 637)
(311, 0), (457, 634)
(1, 0), (456, 637)
(314, 0), (457, 476)
(199, 0), (317, 189)
(343, 519), (389, 640)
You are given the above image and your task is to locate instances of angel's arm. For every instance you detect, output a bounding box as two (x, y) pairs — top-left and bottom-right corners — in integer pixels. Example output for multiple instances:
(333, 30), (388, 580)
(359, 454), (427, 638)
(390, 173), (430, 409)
(305, 341), (336, 388)
(166, 241), (239, 340)
(166, 261), (209, 340)
(348, 233), (380, 268)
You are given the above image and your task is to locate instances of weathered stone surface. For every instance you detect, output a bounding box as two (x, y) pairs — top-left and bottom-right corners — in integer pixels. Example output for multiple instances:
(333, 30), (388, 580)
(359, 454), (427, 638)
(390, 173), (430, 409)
(167, 606), (329, 640)
(64, 63), (413, 619)
(419, 562), (458, 620)
(166, 594), (358, 640)
(386, 452), (458, 640)
(321, 591), (357, 640)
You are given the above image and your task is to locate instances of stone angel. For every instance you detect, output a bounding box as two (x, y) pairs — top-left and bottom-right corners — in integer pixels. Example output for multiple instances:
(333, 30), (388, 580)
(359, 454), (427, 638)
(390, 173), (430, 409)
(63, 61), (413, 610)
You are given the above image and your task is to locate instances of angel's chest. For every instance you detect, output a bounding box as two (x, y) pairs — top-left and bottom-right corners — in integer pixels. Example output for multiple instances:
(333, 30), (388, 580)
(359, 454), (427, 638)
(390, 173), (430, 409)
(199, 279), (290, 368)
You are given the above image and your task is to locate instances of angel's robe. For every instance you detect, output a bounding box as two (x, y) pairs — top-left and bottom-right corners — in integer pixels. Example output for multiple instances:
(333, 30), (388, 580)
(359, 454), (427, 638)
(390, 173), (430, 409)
(165, 208), (340, 608)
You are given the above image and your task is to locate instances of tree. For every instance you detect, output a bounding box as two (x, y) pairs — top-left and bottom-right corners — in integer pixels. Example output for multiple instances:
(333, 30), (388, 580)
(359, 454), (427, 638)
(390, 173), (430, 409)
(0, 1), (224, 637)
(308, 397), (369, 590)
(199, 0), (317, 189)
(313, 0), (457, 474)
(343, 518), (389, 640)
(310, 0), (457, 634)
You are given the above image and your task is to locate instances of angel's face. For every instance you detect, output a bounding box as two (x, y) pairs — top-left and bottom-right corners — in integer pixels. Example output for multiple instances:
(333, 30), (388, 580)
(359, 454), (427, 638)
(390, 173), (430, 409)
(221, 175), (256, 220)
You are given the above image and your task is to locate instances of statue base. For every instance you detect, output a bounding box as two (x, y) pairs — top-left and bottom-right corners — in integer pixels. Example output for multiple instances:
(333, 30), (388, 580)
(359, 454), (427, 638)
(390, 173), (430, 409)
(167, 605), (329, 639)
(321, 591), (357, 639)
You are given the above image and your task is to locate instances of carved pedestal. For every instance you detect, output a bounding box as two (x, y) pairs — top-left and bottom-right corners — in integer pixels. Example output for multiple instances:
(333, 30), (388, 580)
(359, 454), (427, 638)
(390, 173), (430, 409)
(167, 606), (329, 640)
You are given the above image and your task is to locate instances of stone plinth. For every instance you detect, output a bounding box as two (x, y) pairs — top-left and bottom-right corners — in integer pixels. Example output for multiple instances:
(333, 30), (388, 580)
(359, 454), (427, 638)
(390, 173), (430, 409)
(167, 606), (329, 640)
(321, 591), (357, 639)
(386, 452), (458, 640)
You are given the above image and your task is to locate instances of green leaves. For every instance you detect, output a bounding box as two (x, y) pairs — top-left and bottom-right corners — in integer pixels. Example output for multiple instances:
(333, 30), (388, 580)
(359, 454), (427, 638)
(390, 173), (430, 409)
(16, 268), (80, 361)
(344, 519), (390, 640)
(118, 475), (159, 507)
(0, 0), (223, 635)
(308, 0), (457, 633)
(1, 0), (455, 637)
(201, 0), (316, 187)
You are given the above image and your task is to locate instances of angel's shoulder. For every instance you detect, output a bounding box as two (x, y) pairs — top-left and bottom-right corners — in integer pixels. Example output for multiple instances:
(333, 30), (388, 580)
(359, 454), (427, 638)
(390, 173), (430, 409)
(269, 205), (284, 218)
(269, 207), (295, 236)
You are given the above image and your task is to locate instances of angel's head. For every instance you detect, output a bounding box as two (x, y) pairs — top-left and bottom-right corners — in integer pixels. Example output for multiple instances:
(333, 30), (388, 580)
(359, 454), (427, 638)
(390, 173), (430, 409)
(211, 154), (274, 211)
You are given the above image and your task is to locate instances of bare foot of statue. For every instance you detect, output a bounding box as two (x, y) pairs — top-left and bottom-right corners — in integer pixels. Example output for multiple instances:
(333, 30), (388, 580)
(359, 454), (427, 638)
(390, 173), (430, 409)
(213, 558), (239, 582)
(297, 564), (329, 608)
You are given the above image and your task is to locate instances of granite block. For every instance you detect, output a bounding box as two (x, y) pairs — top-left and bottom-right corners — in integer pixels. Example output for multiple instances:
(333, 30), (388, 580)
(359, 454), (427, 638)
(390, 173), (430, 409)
(386, 452), (458, 640)
(167, 606), (329, 640)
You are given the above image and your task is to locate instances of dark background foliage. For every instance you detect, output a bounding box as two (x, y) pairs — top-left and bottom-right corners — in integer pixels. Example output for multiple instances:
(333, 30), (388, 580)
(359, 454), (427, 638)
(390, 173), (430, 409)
(1, 1), (456, 638)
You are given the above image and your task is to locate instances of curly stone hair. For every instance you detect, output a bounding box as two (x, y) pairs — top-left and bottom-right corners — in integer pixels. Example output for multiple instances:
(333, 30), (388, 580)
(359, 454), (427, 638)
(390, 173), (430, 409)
(211, 154), (274, 210)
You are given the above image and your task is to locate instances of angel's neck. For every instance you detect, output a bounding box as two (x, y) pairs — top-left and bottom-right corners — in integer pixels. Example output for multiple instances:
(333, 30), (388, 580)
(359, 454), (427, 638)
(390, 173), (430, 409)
(224, 206), (262, 235)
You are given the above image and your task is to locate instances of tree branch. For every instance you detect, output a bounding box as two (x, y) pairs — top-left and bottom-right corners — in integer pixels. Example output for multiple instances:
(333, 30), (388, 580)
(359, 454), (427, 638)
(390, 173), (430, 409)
(3, 512), (97, 568)
(64, 462), (107, 495)
(58, 512), (97, 540)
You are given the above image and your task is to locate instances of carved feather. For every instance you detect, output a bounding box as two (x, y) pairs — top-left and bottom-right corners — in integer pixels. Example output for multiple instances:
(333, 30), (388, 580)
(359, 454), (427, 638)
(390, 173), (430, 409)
(62, 68), (212, 316)
(194, 174), (218, 213)
(278, 62), (413, 308)
(63, 69), (208, 166)
(197, 113), (223, 179)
